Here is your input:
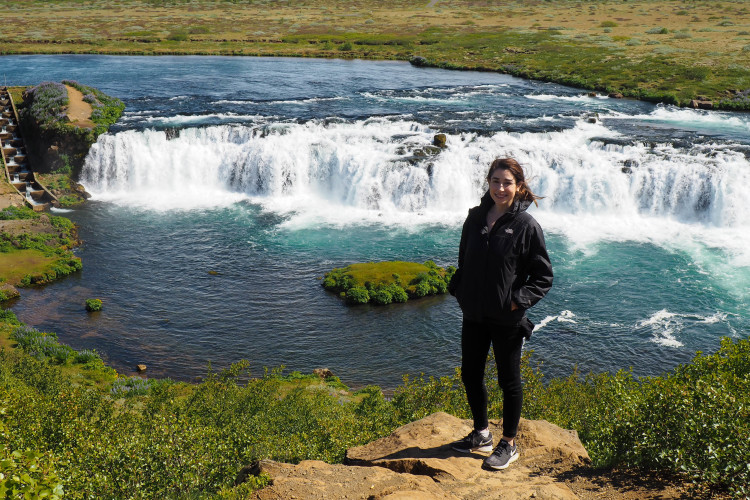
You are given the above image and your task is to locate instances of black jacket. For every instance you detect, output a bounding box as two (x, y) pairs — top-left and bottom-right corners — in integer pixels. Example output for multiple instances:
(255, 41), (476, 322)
(450, 192), (553, 332)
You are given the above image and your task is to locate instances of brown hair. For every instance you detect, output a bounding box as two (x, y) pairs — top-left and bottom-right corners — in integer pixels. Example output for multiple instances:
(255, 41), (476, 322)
(486, 157), (542, 206)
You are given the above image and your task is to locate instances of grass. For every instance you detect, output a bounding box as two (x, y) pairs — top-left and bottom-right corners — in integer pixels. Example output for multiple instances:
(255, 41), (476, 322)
(0, 250), (63, 285)
(0, 0), (749, 109)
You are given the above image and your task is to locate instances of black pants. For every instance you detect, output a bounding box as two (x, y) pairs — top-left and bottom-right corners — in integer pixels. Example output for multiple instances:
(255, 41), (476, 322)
(461, 319), (524, 439)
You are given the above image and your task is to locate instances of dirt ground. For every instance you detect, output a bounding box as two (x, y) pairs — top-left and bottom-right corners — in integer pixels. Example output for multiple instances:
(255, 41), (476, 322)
(64, 85), (94, 129)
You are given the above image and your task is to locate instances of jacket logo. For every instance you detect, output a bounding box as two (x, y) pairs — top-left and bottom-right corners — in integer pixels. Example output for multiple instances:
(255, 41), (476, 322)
(505, 228), (514, 235)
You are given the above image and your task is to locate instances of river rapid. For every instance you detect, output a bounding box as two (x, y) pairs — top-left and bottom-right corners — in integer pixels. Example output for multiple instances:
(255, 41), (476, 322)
(4, 55), (748, 388)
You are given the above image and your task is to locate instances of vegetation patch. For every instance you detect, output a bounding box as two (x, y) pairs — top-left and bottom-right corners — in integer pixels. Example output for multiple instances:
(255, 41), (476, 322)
(322, 260), (455, 305)
(0, 309), (748, 498)
(85, 298), (102, 312)
(0, 0), (749, 109)
(0, 206), (81, 290)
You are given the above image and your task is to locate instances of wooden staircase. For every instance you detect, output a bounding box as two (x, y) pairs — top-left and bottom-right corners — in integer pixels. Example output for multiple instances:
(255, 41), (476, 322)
(1, 86), (59, 211)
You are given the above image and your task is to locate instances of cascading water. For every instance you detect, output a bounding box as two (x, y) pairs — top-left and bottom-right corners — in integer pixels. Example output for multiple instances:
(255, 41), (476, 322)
(81, 118), (749, 231)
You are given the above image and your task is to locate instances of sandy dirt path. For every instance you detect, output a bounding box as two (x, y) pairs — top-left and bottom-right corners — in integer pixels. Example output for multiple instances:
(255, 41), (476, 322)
(65, 85), (94, 128)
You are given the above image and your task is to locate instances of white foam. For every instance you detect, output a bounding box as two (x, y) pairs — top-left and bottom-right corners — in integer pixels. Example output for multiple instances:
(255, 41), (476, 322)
(638, 309), (685, 348)
(525, 94), (605, 102)
(533, 310), (577, 332)
(606, 104), (750, 136)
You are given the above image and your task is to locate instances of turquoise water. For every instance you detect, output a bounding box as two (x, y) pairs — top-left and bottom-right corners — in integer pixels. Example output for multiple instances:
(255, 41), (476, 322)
(4, 55), (748, 388)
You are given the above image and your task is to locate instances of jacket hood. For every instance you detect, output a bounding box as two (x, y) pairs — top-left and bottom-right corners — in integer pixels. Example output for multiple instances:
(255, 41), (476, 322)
(480, 190), (532, 215)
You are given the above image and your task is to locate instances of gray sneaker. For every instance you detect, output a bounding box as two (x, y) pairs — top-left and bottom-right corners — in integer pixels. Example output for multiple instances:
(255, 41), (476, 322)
(483, 439), (519, 470)
(451, 429), (493, 453)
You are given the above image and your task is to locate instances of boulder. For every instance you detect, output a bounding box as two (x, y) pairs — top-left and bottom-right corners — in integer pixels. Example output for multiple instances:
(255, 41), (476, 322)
(313, 368), (334, 379)
(136, 364), (147, 372)
(0, 283), (20, 302)
(689, 99), (714, 109)
(433, 133), (447, 148)
(608, 93), (624, 99)
(245, 412), (589, 499)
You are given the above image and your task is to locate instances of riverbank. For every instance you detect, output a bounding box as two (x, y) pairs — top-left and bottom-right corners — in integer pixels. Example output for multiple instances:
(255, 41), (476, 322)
(4, 308), (746, 498)
(1, 0), (749, 109)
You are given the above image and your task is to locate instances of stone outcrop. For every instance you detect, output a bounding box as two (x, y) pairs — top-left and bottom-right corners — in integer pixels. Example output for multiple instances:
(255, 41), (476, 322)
(246, 412), (591, 499)
(689, 99), (713, 109)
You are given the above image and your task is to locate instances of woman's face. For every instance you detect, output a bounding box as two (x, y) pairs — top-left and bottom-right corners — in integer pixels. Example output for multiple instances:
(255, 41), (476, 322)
(488, 168), (517, 212)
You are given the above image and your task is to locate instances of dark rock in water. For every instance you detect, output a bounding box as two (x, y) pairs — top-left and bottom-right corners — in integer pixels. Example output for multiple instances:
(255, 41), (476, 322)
(621, 166), (632, 174)
(587, 92), (597, 97)
(433, 133), (447, 148)
(623, 159), (639, 169)
(164, 128), (180, 140)
(426, 163), (434, 177)
(313, 368), (334, 379)
(608, 92), (624, 99)
(586, 112), (599, 124)
(409, 56), (428, 67)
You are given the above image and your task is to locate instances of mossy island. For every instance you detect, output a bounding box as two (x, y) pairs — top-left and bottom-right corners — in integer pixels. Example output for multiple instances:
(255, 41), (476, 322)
(322, 260), (455, 305)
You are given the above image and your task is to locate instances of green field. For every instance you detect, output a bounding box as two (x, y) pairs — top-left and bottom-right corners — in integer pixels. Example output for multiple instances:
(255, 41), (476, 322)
(1, 0), (749, 108)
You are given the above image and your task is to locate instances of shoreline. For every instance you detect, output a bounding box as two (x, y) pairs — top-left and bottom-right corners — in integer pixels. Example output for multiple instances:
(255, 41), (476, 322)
(1, 0), (749, 110)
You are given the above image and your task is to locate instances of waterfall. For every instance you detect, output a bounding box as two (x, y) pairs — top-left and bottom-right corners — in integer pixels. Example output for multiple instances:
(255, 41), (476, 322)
(81, 119), (749, 228)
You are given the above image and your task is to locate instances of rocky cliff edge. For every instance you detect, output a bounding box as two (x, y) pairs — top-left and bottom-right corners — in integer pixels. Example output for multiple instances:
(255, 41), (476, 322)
(242, 412), (688, 500)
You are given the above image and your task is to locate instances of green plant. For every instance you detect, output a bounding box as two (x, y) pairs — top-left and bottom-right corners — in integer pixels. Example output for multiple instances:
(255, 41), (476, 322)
(345, 287), (369, 304)
(646, 27), (669, 34)
(85, 298), (102, 312)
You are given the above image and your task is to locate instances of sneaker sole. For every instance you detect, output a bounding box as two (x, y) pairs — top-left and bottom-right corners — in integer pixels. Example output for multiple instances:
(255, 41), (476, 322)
(483, 451), (519, 470)
(452, 444), (493, 453)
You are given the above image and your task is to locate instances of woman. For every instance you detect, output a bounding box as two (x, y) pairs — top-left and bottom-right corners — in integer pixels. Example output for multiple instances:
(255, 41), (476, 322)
(448, 157), (553, 470)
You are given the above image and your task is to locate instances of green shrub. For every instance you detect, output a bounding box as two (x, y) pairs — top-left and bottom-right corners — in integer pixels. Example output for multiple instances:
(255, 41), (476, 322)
(85, 298), (103, 312)
(370, 289), (392, 305)
(0, 448), (64, 500)
(600, 21), (618, 28)
(339, 42), (353, 51)
(389, 285), (409, 303)
(345, 287), (370, 305)
(646, 27), (669, 34)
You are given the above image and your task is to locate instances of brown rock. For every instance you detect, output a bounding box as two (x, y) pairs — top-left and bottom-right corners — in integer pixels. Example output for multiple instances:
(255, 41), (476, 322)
(136, 364), (147, 372)
(433, 133), (447, 148)
(246, 412), (588, 500)
(608, 93), (624, 99)
(0, 283), (20, 301)
(312, 368), (334, 379)
(689, 99), (714, 110)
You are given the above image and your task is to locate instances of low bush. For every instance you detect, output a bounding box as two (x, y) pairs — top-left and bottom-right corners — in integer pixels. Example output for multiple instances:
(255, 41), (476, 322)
(85, 298), (103, 312)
